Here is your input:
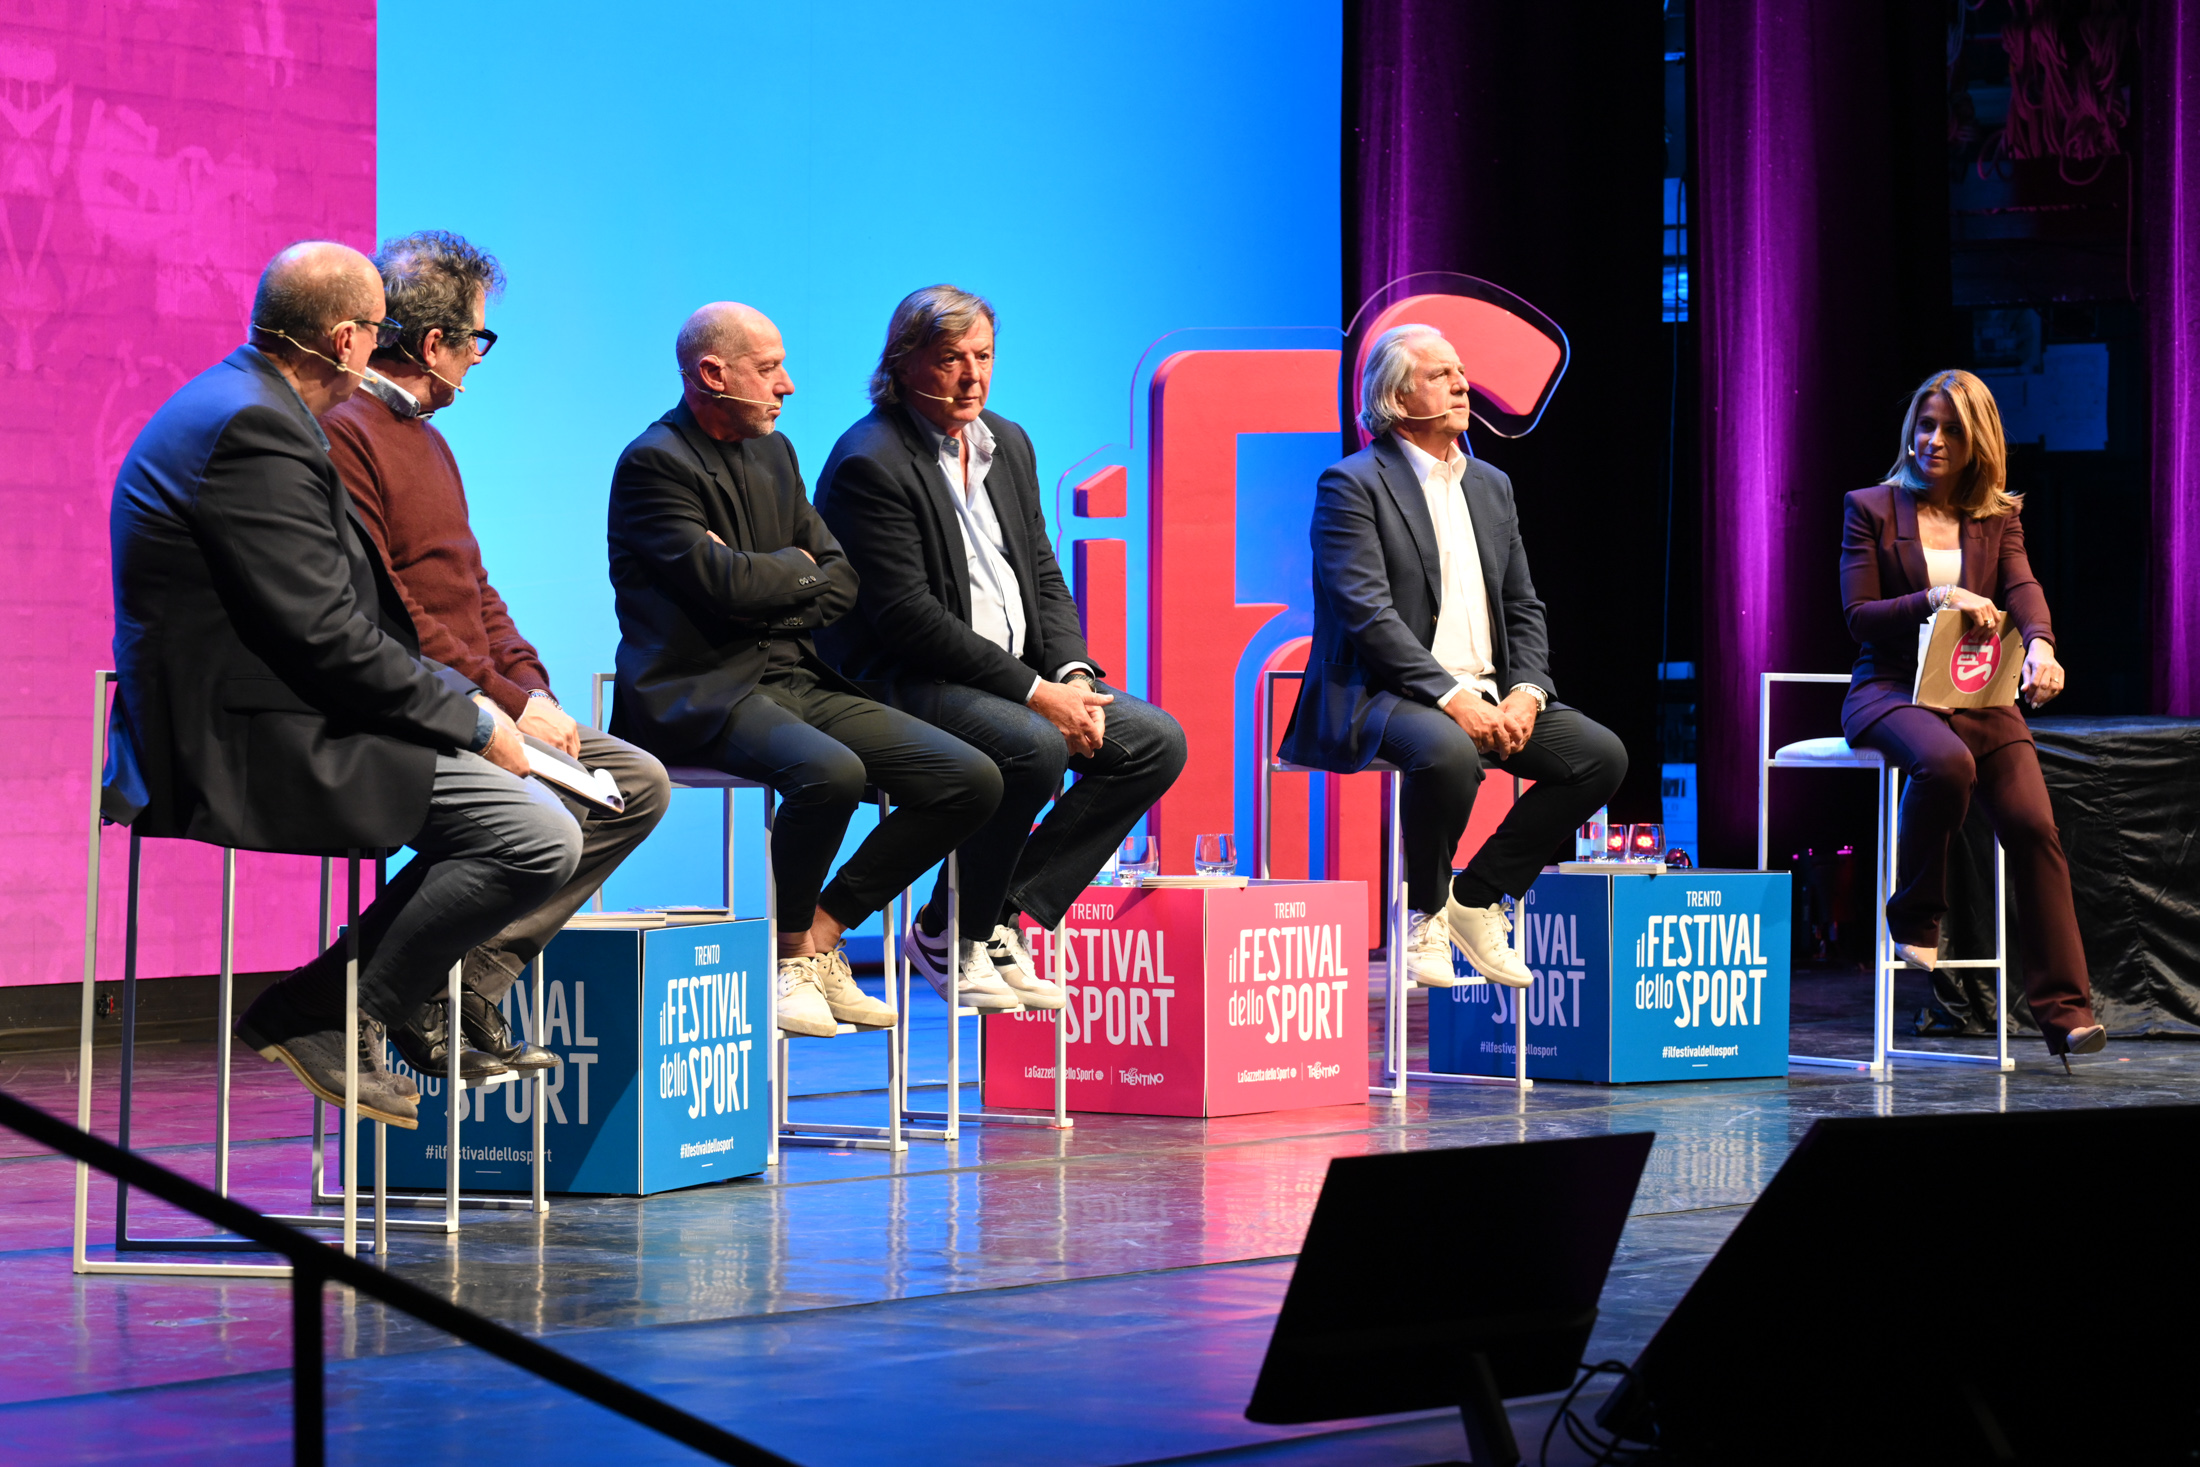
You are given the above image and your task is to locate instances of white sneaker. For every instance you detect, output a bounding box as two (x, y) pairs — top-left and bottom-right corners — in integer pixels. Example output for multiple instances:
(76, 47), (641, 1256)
(907, 922), (1024, 1012)
(1405, 911), (1473, 988)
(987, 924), (1067, 1011)
(1441, 897), (1535, 988)
(814, 946), (897, 1029)
(775, 954), (840, 1037)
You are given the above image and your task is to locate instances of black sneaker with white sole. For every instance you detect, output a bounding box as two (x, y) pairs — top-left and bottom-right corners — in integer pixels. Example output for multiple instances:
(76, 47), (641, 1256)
(907, 921), (1023, 1011)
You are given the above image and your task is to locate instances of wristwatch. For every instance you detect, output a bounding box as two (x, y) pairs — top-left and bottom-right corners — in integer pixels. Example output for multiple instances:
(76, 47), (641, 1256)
(1510, 683), (1549, 713)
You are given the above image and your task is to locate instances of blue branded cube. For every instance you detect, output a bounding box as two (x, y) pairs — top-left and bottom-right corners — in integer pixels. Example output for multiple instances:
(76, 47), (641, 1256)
(354, 918), (771, 1194)
(1428, 870), (1790, 1083)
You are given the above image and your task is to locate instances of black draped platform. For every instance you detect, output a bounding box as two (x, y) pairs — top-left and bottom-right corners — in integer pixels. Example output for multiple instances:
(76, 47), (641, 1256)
(1930, 716), (2200, 1038)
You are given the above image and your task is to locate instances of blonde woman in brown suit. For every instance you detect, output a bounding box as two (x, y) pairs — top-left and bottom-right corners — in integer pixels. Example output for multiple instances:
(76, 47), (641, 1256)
(1838, 369), (2105, 1060)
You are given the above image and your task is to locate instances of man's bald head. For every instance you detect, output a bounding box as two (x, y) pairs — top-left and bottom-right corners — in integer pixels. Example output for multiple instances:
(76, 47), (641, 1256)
(675, 302), (773, 378)
(251, 241), (382, 360)
(676, 302), (791, 441)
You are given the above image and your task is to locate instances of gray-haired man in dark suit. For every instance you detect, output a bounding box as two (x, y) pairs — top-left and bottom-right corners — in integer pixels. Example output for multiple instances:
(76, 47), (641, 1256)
(1278, 323), (1626, 989)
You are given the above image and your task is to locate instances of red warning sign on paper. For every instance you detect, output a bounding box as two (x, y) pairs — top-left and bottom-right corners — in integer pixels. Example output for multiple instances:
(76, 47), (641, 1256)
(1948, 625), (2003, 694)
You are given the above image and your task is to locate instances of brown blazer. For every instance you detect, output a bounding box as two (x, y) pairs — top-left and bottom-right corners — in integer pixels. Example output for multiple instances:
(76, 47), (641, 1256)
(1838, 482), (2054, 750)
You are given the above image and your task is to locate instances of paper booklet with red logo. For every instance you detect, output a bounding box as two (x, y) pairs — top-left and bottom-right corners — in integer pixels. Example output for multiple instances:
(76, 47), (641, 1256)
(1913, 606), (2024, 710)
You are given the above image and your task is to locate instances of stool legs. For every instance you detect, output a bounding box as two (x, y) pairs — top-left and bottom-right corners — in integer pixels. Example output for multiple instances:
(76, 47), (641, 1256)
(1883, 766), (2015, 1074)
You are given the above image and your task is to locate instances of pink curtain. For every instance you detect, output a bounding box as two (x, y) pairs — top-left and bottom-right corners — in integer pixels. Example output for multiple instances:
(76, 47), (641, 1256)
(2145, 0), (2200, 715)
(1691, 0), (1949, 863)
(0, 1), (375, 987)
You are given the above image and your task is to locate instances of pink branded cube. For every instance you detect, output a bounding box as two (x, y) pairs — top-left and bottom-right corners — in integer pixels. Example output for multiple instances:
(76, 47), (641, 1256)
(984, 881), (1369, 1117)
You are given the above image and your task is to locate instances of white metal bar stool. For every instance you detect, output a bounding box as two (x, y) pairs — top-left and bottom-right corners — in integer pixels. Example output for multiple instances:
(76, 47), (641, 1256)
(595, 673), (1071, 1144)
(1758, 672), (2011, 1075)
(77, 673), (547, 1277)
(76, 672), (387, 1275)
(1256, 668), (1530, 1096)
(592, 676), (1073, 1146)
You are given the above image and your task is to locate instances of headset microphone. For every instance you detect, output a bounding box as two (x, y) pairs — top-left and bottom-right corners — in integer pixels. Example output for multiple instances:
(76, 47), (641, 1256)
(681, 368), (780, 409)
(909, 387), (973, 405)
(253, 324), (371, 380)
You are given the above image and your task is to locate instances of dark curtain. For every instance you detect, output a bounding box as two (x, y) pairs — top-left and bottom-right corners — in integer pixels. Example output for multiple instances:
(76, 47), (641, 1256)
(1691, 0), (1951, 866)
(2143, 0), (2200, 716)
(1344, 0), (1667, 822)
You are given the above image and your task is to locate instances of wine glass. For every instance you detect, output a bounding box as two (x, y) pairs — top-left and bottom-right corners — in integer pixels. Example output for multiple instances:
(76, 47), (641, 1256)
(1193, 833), (1237, 875)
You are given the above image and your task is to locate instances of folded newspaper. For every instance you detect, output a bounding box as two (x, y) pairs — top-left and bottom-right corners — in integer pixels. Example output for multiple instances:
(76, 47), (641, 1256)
(521, 735), (626, 815)
(1912, 606), (2023, 711)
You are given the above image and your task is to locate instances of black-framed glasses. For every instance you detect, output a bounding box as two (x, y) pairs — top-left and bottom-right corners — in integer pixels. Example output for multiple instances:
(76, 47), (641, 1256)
(341, 317), (405, 349)
(467, 327), (498, 359)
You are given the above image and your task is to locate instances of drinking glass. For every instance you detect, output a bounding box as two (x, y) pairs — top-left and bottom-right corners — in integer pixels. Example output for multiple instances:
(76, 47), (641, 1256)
(1603, 825), (1630, 861)
(1118, 835), (1159, 883)
(1628, 823), (1665, 863)
(1575, 809), (1608, 861)
(1193, 833), (1237, 875)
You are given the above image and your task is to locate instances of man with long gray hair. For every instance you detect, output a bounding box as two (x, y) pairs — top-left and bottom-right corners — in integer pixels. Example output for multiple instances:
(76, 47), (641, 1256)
(1277, 323), (1625, 989)
(815, 285), (1186, 1009)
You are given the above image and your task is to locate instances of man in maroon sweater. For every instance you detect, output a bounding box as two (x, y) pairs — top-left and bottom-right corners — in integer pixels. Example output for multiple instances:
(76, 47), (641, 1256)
(325, 231), (671, 1080)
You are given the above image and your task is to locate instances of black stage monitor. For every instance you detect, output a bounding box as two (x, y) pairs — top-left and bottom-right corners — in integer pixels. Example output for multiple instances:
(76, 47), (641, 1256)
(1246, 1132), (1654, 1466)
(1600, 1105), (2200, 1464)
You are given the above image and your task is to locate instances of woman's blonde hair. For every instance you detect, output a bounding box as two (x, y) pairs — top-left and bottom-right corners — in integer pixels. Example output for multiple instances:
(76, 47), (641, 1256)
(1881, 368), (2021, 519)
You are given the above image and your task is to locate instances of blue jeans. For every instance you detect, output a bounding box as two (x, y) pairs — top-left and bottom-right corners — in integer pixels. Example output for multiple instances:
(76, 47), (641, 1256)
(890, 678), (1187, 937)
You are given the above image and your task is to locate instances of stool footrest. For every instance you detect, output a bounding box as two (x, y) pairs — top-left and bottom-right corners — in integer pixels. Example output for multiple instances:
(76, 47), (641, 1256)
(1789, 1052), (1887, 1072)
(1886, 1047), (2016, 1070)
(114, 1235), (270, 1253)
(1404, 1070), (1534, 1089)
(901, 1107), (1071, 1128)
(778, 1133), (906, 1152)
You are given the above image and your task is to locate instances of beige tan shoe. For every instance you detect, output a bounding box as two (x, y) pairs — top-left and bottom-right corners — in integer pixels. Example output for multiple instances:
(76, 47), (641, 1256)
(815, 946), (897, 1029)
(775, 954), (840, 1037)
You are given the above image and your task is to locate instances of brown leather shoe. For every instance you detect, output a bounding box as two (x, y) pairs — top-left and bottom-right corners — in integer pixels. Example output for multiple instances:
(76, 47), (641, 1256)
(237, 982), (418, 1128)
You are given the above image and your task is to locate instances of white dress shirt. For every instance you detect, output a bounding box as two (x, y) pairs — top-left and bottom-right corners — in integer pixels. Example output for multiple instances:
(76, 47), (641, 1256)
(1399, 438), (1502, 707)
(911, 410), (1092, 701)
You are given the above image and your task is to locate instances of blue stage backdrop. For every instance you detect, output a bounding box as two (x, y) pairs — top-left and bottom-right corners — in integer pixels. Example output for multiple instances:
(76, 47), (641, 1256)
(377, 2), (1340, 924)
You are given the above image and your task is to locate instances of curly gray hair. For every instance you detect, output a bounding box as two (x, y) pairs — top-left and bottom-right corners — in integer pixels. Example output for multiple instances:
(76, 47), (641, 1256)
(372, 230), (505, 365)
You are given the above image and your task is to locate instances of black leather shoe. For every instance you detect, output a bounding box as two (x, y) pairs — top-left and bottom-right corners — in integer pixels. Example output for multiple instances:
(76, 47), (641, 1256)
(388, 1001), (510, 1085)
(460, 987), (560, 1073)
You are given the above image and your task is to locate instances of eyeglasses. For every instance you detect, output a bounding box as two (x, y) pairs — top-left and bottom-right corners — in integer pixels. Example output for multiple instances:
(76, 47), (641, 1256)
(466, 328), (498, 359)
(340, 317), (406, 349)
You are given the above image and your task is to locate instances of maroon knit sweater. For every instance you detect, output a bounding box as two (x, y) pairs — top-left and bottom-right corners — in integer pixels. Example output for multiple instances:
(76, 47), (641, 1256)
(324, 391), (552, 717)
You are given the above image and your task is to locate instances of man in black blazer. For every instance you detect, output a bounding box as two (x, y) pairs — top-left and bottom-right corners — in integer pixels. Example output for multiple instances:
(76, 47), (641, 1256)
(816, 285), (1186, 1006)
(607, 302), (1001, 1033)
(107, 242), (583, 1128)
(1278, 324), (1625, 989)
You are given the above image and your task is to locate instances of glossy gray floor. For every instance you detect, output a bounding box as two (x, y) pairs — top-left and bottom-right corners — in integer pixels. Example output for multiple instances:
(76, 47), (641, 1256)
(0, 966), (2187, 1465)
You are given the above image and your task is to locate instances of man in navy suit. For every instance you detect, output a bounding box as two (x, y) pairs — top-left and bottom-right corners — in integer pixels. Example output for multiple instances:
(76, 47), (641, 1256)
(1278, 324), (1625, 989)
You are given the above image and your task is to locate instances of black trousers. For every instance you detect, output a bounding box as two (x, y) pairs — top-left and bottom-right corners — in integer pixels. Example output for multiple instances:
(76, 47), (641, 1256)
(696, 669), (1001, 933)
(1376, 698), (1627, 913)
(891, 678), (1189, 938)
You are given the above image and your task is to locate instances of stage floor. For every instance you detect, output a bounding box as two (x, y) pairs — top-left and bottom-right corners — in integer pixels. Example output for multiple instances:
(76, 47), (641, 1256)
(2, 964), (2190, 1465)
